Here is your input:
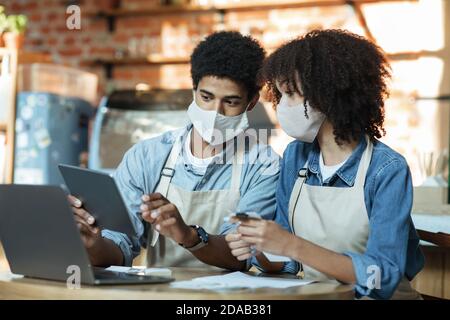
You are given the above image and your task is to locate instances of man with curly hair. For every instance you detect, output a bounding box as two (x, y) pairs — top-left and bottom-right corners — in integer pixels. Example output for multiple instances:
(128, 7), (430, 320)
(226, 29), (425, 299)
(67, 31), (280, 270)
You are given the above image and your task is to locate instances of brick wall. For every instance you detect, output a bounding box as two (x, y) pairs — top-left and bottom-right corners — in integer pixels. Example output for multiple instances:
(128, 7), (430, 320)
(1, 0), (343, 100)
(2, 0), (222, 98)
(1, 0), (449, 184)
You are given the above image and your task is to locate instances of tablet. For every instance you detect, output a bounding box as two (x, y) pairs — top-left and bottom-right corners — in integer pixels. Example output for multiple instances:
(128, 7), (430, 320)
(58, 164), (137, 236)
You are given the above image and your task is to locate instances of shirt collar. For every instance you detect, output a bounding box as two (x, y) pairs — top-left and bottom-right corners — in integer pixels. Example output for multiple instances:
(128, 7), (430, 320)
(307, 135), (367, 186)
(160, 124), (191, 145)
(179, 123), (240, 169)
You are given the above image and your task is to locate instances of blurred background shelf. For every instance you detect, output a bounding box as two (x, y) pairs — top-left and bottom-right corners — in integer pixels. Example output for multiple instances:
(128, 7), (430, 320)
(91, 1), (415, 17)
(90, 0), (417, 32)
(88, 56), (190, 65)
(86, 51), (428, 80)
(16, 52), (52, 64)
(0, 49), (52, 64)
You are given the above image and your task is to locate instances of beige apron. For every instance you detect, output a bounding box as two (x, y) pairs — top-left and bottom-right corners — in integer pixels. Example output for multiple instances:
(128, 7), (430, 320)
(145, 133), (243, 268)
(288, 136), (421, 299)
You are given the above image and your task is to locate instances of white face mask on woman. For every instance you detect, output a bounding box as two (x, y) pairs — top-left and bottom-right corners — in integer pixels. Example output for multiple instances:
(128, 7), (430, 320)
(187, 95), (250, 146)
(276, 95), (325, 143)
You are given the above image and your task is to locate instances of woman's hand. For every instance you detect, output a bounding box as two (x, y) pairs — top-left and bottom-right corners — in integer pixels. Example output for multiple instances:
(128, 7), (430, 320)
(236, 219), (294, 257)
(225, 232), (257, 261)
(225, 220), (287, 273)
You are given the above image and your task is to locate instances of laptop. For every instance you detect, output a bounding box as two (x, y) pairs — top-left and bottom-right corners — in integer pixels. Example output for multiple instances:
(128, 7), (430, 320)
(0, 184), (173, 285)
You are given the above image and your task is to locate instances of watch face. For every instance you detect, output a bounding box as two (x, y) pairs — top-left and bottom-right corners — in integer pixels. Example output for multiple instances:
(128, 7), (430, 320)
(197, 226), (208, 242)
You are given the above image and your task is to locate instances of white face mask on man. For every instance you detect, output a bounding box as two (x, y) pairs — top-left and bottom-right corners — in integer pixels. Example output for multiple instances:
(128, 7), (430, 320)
(187, 93), (250, 146)
(276, 95), (325, 143)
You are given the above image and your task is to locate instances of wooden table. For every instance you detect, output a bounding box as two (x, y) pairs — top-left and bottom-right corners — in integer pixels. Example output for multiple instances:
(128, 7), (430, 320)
(0, 267), (354, 300)
(411, 204), (450, 299)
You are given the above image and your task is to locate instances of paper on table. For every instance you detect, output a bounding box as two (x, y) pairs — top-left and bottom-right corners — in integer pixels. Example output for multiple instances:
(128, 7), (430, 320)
(106, 265), (172, 277)
(263, 252), (291, 262)
(170, 271), (314, 290)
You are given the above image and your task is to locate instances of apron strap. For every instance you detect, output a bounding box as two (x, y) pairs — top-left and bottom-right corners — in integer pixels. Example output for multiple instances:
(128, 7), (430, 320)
(156, 136), (184, 198)
(146, 134), (184, 266)
(288, 163), (309, 235)
(287, 162), (308, 277)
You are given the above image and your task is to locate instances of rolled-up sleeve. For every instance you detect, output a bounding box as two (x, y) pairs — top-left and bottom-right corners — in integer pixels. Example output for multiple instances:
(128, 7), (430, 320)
(101, 145), (146, 266)
(343, 159), (413, 299)
(101, 230), (140, 267)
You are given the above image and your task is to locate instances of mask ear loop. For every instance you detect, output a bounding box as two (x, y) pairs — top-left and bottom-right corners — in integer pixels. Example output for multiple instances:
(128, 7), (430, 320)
(303, 99), (309, 119)
(245, 95), (258, 112)
(241, 101), (251, 114)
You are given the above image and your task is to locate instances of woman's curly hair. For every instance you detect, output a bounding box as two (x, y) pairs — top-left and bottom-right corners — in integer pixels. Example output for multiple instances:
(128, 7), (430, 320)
(263, 29), (392, 144)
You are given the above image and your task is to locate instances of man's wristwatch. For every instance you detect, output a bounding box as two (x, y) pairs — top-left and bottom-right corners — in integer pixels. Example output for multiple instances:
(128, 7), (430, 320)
(180, 225), (209, 252)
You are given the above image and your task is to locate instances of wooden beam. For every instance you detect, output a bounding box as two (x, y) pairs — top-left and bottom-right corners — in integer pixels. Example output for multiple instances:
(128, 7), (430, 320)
(84, 49), (436, 81)
(89, 0), (418, 18)
(348, 0), (376, 43)
(89, 56), (190, 66)
(387, 51), (423, 60)
(387, 50), (446, 61)
(85, 56), (190, 79)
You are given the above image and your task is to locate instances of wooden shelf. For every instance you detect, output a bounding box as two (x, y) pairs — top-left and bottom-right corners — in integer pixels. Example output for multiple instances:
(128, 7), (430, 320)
(88, 56), (189, 66)
(86, 56), (190, 78)
(17, 52), (52, 64)
(94, 4), (217, 17)
(90, 0), (416, 31)
(84, 0), (425, 80)
(86, 50), (427, 79)
(0, 49), (51, 64)
(94, 0), (411, 16)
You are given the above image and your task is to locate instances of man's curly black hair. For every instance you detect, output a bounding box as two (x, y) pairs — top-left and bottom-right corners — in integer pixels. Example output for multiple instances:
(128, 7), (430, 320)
(263, 29), (392, 144)
(190, 31), (266, 100)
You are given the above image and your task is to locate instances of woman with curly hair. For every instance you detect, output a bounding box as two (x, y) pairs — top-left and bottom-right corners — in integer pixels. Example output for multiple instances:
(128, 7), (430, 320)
(226, 29), (424, 299)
